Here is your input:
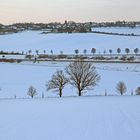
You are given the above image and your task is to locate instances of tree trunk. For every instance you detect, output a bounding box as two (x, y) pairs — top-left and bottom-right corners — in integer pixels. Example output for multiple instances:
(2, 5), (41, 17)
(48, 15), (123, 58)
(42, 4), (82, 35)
(78, 90), (82, 96)
(59, 89), (62, 97)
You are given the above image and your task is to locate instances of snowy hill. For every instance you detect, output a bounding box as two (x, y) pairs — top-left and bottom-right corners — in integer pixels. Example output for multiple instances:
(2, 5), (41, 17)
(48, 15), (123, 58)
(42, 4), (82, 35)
(0, 96), (140, 140)
(0, 30), (140, 54)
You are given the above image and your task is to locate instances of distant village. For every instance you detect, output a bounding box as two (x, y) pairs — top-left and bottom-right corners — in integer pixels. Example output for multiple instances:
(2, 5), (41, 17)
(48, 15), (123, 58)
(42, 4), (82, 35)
(0, 20), (140, 35)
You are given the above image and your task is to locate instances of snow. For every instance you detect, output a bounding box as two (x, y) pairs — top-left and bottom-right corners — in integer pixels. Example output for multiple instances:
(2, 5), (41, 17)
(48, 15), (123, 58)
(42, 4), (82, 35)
(0, 30), (140, 54)
(92, 27), (140, 34)
(0, 96), (140, 140)
(0, 62), (139, 98)
(0, 28), (140, 140)
(0, 29), (140, 98)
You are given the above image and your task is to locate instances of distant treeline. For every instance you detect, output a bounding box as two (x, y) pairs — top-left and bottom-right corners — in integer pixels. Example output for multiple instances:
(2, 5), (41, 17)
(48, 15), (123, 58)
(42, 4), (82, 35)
(0, 51), (23, 55)
(91, 31), (140, 36)
(0, 21), (140, 34)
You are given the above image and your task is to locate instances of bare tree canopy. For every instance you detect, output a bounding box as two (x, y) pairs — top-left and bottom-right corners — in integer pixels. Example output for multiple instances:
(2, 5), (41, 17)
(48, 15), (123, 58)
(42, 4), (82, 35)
(27, 86), (37, 98)
(125, 48), (130, 54)
(46, 70), (69, 97)
(117, 48), (121, 54)
(65, 60), (100, 96)
(116, 81), (127, 95)
(134, 48), (139, 54)
(91, 48), (96, 55)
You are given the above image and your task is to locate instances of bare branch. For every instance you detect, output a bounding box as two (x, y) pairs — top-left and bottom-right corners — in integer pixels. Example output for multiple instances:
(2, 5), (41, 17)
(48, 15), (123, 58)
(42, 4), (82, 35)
(46, 70), (69, 97)
(27, 86), (37, 98)
(116, 81), (127, 95)
(65, 60), (100, 96)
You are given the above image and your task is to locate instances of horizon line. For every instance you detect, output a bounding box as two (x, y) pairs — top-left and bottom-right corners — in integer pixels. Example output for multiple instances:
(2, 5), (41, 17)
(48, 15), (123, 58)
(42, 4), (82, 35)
(1, 20), (140, 25)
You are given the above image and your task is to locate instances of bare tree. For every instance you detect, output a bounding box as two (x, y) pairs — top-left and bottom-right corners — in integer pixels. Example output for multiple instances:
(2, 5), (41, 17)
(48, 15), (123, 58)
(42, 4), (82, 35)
(109, 49), (112, 55)
(35, 50), (39, 55)
(91, 48), (96, 55)
(83, 49), (87, 55)
(135, 87), (140, 95)
(27, 86), (37, 98)
(103, 50), (106, 55)
(75, 49), (79, 55)
(117, 48), (121, 55)
(65, 60), (100, 96)
(28, 50), (32, 55)
(134, 48), (139, 55)
(50, 50), (53, 55)
(43, 50), (46, 54)
(125, 48), (130, 55)
(46, 70), (69, 97)
(116, 81), (127, 96)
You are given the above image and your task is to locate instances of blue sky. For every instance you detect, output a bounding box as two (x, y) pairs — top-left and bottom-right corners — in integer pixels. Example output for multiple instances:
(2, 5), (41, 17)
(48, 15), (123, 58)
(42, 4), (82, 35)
(0, 0), (140, 24)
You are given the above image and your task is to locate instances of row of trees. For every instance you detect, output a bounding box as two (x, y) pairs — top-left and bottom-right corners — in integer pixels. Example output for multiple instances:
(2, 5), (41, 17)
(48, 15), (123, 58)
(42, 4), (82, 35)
(27, 81), (140, 98)
(28, 60), (100, 98)
(90, 48), (139, 55)
(27, 47), (139, 56)
(0, 48), (139, 56)
(27, 60), (140, 98)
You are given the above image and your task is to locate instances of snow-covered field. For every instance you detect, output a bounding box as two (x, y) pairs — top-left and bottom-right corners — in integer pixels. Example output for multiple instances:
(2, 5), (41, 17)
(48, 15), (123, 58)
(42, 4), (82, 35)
(92, 27), (140, 35)
(0, 29), (140, 98)
(0, 62), (139, 98)
(0, 30), (140, 54)
(0, 28), (140, 140)
(0, 96), (140, 140)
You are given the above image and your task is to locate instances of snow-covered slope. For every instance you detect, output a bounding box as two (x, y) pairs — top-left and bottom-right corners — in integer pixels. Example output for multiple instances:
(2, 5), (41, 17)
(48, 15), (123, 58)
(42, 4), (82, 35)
(0, 30), (140, 54)
(0, 96), (140, 140)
